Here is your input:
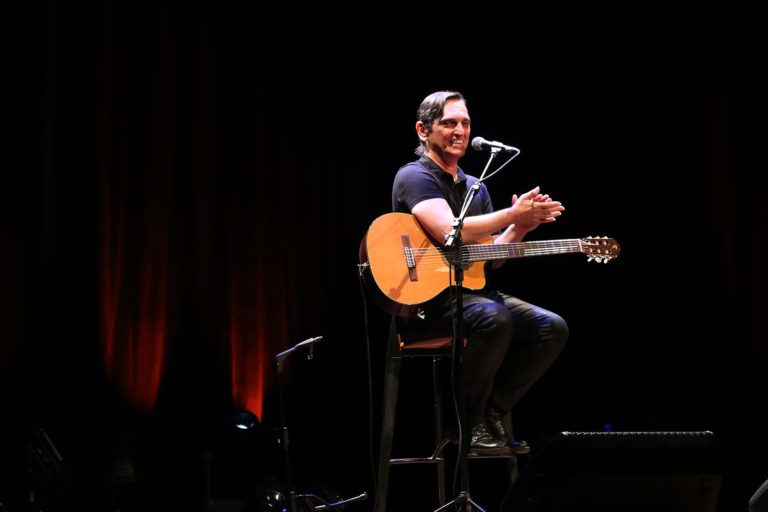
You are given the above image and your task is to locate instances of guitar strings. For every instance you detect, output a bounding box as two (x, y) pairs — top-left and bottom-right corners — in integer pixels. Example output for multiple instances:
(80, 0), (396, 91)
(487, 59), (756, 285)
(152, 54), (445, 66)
(404, 239), (615, 266)
(408, 241), (585, 261)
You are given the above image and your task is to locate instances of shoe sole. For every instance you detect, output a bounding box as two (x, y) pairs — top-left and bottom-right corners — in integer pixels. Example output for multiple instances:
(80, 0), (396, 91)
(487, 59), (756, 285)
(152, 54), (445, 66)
(468, 447), (510, 456)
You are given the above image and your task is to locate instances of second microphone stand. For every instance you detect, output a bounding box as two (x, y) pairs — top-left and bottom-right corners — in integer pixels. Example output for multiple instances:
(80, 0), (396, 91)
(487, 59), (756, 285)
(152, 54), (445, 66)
(274, 336), (369, 512)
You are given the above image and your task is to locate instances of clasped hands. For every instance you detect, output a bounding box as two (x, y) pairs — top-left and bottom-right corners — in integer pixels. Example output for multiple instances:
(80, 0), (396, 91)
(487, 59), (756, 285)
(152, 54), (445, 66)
(511, 185), (564, 230)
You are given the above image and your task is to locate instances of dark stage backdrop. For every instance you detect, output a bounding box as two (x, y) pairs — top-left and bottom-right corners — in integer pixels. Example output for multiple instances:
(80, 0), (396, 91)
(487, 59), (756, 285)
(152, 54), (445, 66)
(4, 2), (766, 511)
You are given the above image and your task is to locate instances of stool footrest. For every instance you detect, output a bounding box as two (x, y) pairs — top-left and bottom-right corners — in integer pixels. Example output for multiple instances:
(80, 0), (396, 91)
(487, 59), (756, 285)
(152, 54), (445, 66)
(467, 451), (519, 459)
(391, 456), (446, 465)
(390, 437), (452, 465)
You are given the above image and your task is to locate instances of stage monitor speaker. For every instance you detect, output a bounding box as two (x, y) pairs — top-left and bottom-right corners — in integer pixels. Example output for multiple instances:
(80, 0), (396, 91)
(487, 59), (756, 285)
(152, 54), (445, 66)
(750, 478), (768, 512)
(501, 431), (721, 512)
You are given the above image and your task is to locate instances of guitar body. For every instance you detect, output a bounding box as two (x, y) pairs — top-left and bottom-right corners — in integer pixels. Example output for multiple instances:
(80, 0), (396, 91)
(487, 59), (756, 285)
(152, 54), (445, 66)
(359, 212), (490, 316)
(359, 212), (620, 317)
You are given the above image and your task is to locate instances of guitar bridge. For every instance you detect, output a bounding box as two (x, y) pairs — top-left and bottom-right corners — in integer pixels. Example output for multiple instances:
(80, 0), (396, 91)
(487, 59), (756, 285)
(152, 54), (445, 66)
(402, 234), (418, 281)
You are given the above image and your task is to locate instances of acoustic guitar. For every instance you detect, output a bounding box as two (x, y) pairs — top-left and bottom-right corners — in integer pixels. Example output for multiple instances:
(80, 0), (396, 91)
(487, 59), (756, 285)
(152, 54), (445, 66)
(359, 212), (620, 316)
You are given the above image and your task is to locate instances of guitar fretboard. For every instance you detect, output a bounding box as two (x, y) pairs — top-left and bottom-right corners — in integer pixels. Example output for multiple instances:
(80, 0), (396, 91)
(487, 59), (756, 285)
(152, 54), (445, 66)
(437, 239), (584, 263)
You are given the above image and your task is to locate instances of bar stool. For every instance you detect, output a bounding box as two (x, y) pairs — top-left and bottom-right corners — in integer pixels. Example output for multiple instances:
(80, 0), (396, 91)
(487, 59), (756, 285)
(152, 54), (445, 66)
(374, 316), (522, 512)
(373, 316), (452, 512)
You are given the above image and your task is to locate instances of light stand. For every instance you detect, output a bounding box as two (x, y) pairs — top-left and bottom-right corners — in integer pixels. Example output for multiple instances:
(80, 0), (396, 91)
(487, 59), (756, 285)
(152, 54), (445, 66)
(274, 336), (369, 512)
(435, 148), (503, 512)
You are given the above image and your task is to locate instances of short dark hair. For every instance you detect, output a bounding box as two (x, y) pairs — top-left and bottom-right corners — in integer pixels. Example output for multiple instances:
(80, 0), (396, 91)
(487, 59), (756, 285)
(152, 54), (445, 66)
(414, 91), (465, 156)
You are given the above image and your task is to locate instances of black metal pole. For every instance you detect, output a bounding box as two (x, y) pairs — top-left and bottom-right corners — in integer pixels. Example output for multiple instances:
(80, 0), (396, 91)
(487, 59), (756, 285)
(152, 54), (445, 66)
(274, 356), (297, 512)
(434, 147), (512, 512)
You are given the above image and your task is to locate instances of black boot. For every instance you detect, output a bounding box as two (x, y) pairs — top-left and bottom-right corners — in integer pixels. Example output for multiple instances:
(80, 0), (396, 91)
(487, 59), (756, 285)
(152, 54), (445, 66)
(470, 421), (508, 455)
(486, 407), (531, 455)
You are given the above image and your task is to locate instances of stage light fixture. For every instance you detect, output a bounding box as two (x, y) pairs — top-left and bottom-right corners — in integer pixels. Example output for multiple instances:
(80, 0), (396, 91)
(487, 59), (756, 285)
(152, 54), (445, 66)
(230, 409), (259, 431)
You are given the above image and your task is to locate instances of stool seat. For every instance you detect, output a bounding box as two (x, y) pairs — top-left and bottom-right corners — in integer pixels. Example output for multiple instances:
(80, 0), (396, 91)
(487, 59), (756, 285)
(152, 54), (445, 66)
(399, 335), (453, 351)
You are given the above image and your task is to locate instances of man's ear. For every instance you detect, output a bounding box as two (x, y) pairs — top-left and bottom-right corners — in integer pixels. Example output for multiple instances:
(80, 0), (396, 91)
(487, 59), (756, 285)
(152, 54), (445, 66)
(415, 121), (429, 141)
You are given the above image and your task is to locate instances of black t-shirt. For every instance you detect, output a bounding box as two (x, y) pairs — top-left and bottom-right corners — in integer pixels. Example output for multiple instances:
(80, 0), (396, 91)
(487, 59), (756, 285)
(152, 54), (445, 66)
(392, 156), (494, 218)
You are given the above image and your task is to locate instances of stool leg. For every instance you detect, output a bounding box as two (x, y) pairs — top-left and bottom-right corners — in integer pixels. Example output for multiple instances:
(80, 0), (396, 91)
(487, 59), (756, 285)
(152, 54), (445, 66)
(505, 419), (521, 485)
(431, 356), (447, 506)
(506, 456), (519, 485)
(374, 322), (402, 512)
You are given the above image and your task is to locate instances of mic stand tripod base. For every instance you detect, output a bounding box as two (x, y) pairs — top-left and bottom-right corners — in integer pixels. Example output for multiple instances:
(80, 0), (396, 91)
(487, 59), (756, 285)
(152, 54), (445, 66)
(295, 491), (369, 511)
(434, 491), (487, 512)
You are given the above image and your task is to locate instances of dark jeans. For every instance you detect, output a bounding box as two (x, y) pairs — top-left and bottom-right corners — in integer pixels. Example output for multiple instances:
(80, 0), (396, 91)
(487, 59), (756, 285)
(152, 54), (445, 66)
(396, 288), (568, 426)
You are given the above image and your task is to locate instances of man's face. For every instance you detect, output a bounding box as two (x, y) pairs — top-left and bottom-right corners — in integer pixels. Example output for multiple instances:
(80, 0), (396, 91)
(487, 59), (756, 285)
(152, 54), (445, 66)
(426, 99), (471, 160)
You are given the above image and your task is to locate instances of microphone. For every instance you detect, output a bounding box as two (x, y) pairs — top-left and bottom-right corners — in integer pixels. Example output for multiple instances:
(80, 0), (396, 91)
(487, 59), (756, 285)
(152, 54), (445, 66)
(471, 136), (519, 153)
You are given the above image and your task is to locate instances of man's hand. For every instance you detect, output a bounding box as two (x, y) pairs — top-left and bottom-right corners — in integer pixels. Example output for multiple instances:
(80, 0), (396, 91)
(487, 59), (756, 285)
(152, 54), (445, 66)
(510, 186), (565, 233)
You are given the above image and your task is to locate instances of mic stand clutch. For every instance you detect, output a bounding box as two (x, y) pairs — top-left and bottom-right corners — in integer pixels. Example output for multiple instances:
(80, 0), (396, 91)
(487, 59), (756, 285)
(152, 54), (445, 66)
(437, 148), (502, 512)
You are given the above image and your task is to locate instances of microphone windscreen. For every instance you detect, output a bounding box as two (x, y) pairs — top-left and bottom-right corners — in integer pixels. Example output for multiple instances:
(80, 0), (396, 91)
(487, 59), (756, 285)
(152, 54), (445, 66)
(471, 136), (487, 151)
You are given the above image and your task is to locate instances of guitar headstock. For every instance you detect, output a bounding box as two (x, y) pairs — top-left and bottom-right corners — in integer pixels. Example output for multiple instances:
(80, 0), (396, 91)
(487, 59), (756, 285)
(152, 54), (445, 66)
(581, 237), (621, 263)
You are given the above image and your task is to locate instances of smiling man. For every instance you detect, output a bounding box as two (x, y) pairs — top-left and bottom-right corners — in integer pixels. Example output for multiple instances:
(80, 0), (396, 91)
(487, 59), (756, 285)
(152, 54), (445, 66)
(391, 90), (568, 455)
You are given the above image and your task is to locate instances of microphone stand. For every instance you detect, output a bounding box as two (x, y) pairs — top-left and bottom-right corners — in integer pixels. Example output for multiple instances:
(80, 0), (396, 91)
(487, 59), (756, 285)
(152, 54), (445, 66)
(273, 336), (369, 512)
(274, 336), (324, 512)
(435, 148), (501, 512)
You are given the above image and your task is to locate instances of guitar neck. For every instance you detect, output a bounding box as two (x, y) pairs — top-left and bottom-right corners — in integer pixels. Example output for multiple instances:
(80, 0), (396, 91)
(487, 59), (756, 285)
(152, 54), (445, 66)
(456, 239), (585, 263)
